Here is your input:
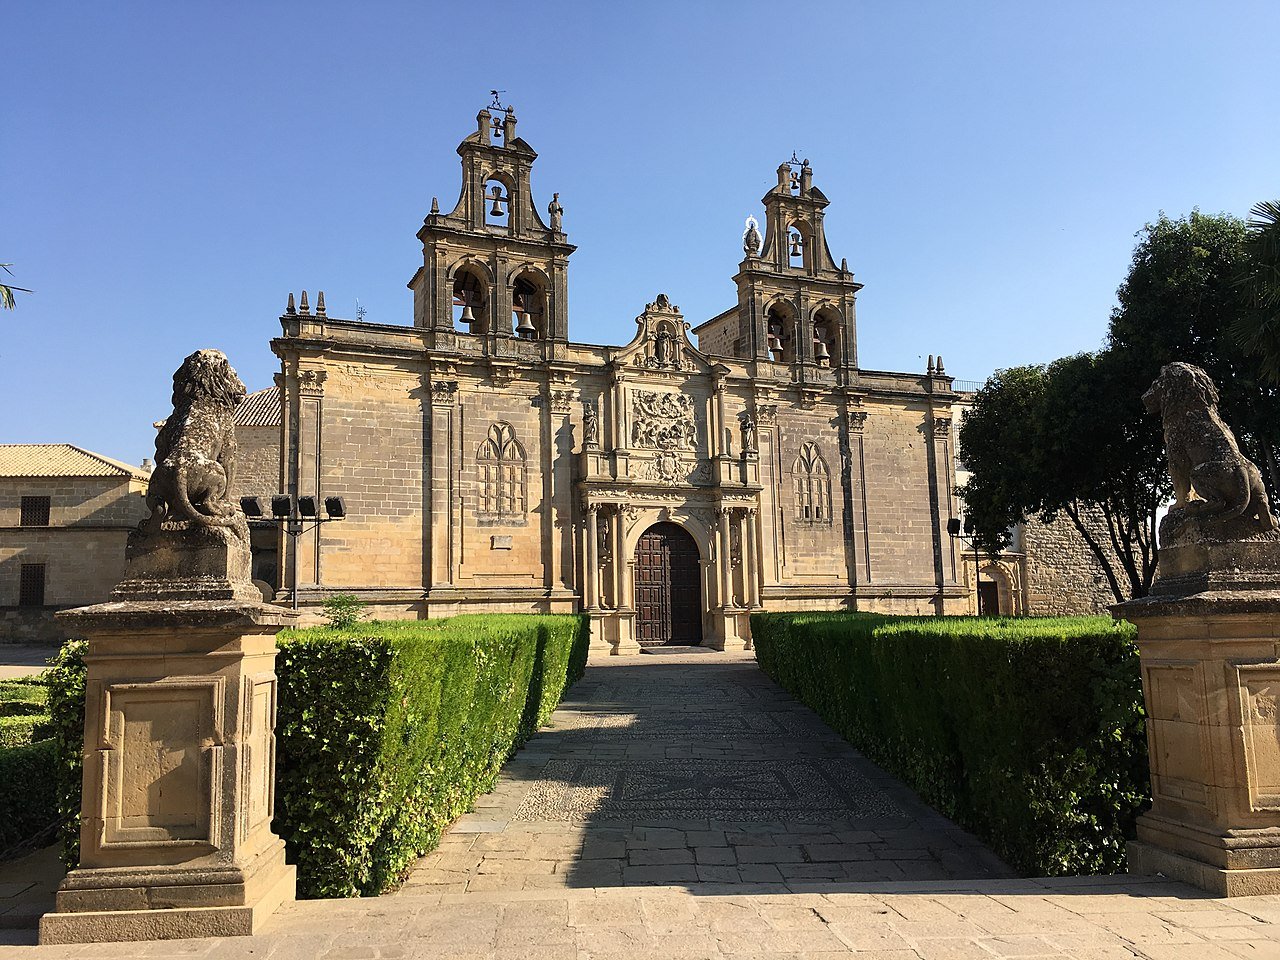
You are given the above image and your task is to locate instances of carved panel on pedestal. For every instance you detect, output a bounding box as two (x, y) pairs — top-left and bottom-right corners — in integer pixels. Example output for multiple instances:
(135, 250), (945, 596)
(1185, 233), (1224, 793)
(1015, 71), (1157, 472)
(243, 675), (278, 837)
(1145, 662), (1212, 811)
(1236, 665), (1280, 812)
(100, 676), (225, 848)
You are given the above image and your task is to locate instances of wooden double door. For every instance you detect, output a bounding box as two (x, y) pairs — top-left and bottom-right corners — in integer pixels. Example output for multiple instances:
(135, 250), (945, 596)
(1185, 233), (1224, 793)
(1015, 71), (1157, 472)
(634, 523), (703, 646)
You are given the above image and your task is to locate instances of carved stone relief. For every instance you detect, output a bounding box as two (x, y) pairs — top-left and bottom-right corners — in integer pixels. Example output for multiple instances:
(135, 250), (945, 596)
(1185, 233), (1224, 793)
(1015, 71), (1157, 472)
(631, 390), (698, 450)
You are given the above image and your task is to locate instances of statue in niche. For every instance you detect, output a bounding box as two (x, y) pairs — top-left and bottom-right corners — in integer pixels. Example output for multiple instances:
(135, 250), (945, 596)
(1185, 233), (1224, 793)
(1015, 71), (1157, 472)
(742, 216), (762, 258)
(582, 398), (600, 448)
(548, 192), (564, 232)
(741, 415), (757, 454)
(1143, 362), (1278, 545)
(654, 325), (676, 366)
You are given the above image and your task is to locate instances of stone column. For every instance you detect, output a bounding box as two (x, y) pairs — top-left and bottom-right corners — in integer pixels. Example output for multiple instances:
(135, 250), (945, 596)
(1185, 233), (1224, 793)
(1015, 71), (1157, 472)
(1119, 563), (1280, 897)
(40, 349), (297, 945)
(716, 506), (734, 610)
(1114, 362), (1280, 897)
(744, 507), (761, 609)
(584, 503), (599, 611)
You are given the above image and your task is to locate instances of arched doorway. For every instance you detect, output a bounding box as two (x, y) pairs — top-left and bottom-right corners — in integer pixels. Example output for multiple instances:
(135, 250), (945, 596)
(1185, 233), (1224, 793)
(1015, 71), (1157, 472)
(634, 522), (702, 646)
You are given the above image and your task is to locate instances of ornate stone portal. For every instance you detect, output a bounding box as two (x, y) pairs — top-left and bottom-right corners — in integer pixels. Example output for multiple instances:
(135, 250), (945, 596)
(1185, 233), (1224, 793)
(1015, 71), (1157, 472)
(41, 350), (296, 944)
(1118, 362), (1280, 896)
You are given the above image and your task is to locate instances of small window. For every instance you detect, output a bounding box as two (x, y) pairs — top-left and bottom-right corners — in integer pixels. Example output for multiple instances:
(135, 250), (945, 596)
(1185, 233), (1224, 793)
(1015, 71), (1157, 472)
(19, 563), (45, 607)
(20, 496), (50, 527)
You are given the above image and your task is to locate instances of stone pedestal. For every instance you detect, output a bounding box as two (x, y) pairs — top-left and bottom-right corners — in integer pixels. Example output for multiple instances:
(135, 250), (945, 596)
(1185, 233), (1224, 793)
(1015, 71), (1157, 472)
(40, 600), (297, 943)
(1117, 544), (1280, 896)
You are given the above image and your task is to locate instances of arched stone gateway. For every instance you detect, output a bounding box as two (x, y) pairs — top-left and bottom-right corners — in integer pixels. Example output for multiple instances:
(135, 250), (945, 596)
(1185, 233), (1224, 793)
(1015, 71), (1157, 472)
(634, 522), (703, 646)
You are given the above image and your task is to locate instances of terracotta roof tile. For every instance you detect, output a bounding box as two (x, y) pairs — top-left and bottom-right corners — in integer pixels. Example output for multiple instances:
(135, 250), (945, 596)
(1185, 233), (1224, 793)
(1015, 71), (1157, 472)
(0, 444), (151, 480)
(234, 387), (281, 427)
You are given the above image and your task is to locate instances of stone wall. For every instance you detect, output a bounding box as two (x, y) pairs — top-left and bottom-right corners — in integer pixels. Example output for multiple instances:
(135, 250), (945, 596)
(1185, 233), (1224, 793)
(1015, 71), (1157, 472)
(0, 476), (149, 643)
(231, 424), (280, 501)
(1021, 512), (1118, 617)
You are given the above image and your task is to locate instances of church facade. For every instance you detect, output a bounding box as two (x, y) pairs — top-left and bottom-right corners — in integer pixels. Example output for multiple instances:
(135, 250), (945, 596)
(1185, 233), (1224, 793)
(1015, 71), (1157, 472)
(271, 105), (969, 653)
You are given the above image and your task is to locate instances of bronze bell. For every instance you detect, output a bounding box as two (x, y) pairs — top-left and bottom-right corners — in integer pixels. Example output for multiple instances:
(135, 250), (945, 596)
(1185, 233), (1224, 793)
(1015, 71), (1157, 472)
(460, 303), (476, 324)
(814, 337), (831, 364)
(489, 186), (505, 217)
(789, 233), (802, 258)
(515, 311), (537, 337)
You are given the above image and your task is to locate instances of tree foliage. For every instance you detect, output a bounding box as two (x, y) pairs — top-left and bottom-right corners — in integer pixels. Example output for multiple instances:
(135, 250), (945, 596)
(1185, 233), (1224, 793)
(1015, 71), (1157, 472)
(961, 208), (1280, 603)
(959, 354), (1167, 603)
(1230, 200), (1280, 385)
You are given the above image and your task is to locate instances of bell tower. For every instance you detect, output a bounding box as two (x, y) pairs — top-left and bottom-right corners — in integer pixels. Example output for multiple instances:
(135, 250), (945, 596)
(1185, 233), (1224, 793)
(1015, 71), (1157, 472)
(733, 157), (861, 368)
(408, 101), (575, 342)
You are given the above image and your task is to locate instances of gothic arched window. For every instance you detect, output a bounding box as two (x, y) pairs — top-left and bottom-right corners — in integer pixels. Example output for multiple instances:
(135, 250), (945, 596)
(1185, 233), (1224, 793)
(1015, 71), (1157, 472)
(792, 441), (832, 524)
(477, 422), (526, 521)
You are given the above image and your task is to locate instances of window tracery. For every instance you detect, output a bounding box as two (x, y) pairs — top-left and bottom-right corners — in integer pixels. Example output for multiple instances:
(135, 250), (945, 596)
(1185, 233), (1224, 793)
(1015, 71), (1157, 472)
(477, 422), (526, 522)
(792, 441), (832, 524)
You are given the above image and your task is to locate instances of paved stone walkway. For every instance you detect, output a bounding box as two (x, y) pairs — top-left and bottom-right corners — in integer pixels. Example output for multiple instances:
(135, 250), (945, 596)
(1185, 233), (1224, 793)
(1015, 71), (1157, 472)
(4, 651), (1280, 957)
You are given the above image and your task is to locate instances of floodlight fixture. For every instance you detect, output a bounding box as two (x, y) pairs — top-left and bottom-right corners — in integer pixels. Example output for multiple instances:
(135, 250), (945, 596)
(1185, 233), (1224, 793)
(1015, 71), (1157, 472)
(297, 496), (319, 518)
(239, 496), (264, 518)
(324, 496), (346, 520)
(271, 495), (293, 519)
(946, 517), (961, 538)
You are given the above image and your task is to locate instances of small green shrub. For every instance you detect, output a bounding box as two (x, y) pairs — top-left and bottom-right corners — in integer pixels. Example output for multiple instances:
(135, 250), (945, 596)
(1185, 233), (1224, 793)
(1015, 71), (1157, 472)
(752, 612), (1148, 876)
(0, 700), (48, 718)
(321, 594), (366, 630)
(0, 714), (41, 748)
(0, 678), (49, 706)
(0, 740), (58, 855)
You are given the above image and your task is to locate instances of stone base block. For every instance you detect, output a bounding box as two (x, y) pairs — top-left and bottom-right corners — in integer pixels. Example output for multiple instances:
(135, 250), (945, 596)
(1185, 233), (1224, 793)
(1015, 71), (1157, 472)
(114, 519), (259, 603)
(1128, 840), (1280, 897)
(40, 863), (294, 944)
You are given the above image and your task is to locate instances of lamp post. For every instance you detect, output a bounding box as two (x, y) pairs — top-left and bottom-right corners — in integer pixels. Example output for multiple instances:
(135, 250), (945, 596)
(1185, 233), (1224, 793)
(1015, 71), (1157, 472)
(946, 515), (984, 617)
(240, 495), (347, 611)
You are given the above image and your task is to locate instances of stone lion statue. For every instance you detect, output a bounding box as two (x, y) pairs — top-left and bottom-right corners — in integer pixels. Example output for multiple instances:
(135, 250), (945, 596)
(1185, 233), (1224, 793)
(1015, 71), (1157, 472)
(141, 349), (247, 534)
(1143, 361), (1277, 544)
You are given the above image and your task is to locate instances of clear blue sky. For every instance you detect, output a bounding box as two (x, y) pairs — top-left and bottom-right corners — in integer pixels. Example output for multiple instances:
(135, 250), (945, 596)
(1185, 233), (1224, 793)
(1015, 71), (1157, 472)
(4, 2), (1277, 467)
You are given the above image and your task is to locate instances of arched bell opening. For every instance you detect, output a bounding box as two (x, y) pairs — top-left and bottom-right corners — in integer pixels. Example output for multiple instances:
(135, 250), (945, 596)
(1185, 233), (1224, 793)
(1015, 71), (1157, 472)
(787, 220), (813, 272)
(512, 273), (547, 339)
(483, 174), (512, 230)
(633, 521), (704, 646)
(765, 301), (796, 363)
(452, 267), (489, 334)
(812, 306), (841, 368)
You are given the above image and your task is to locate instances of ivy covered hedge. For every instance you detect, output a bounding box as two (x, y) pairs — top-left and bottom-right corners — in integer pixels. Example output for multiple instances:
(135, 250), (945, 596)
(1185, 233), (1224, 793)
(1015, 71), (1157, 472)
(752, 612), (1149, 876)
(47, 614), (588, 898)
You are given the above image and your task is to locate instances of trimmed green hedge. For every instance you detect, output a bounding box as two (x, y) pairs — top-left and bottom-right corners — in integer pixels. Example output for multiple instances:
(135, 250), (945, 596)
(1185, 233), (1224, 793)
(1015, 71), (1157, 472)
(46, 615), (588, 898)
(0, 740), (59, 853)
(752, 612), (1148, 876)
(0, 714), (42, 748)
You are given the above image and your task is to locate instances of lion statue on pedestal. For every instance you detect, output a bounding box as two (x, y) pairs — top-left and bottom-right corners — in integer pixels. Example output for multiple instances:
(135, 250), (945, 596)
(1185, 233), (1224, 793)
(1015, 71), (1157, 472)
(1143, 362), (1277, 545)
(141, 349), (247, 534)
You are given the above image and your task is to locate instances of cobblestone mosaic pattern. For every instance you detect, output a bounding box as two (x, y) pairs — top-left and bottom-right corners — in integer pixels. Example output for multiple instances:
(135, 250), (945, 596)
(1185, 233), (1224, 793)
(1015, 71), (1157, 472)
(403, 652), (1012, 890)
(513, 757), (908, 822)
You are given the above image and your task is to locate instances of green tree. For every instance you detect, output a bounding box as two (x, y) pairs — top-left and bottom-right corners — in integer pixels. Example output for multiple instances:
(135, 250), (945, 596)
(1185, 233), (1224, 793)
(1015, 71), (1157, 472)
(959, 352), (1168, 603)
(0, 264), (33, 309)
(1229, 200), (1280, 384)
(1107, 210), (1280, 493)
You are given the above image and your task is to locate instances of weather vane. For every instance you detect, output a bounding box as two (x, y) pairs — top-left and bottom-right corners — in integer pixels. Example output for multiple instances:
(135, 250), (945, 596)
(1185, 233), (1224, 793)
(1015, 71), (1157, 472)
(489, 89), (506, 110)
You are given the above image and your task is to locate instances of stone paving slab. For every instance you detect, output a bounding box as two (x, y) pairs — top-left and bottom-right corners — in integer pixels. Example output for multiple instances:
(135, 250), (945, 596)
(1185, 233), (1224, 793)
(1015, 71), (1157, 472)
(5, 651), (1280, 956)
(5, 877), (1280, 957)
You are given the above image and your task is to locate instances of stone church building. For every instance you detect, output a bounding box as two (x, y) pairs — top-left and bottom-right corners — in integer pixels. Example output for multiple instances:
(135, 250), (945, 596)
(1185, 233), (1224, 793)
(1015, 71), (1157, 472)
(270, 105), (975, 653)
